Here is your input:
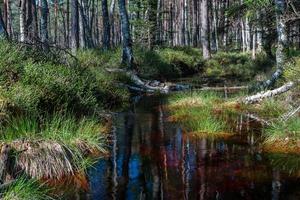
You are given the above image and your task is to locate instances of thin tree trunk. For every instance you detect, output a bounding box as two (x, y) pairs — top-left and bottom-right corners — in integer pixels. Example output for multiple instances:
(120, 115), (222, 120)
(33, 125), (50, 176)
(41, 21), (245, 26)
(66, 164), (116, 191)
(0, 6), (7, 39)
(20, 0), (27, 42)
(40, 0), (49, 50)
(109, 0), (116, 47)
(201, 0), (210, 59)
(71, 0), (80, 52)
(102, 0), (111, 49)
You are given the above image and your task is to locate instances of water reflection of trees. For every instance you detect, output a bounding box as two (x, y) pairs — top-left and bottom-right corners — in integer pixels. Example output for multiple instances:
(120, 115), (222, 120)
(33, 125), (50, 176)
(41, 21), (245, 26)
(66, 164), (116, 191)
(88, 99), (300, 200)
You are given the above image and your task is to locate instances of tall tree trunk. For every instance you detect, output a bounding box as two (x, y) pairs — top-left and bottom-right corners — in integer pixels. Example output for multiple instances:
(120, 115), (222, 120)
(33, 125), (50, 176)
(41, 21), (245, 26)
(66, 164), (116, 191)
(71, 0), (80, 52)
(262, 0), (288, 88)
(109, 0), (116, 47)
(148, 0), (158, 48)
(0, 6), (7, 39)
(201, 0), (210, 59)
(40, 0), (49, 50)
(20, 0), (27, 42)
(118, 0), (134, 68)
(102, 0), (111, 50)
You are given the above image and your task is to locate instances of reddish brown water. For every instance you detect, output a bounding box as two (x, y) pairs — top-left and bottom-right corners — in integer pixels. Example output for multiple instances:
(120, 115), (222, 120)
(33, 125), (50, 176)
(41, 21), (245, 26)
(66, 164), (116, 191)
(85, 95), (300, 200)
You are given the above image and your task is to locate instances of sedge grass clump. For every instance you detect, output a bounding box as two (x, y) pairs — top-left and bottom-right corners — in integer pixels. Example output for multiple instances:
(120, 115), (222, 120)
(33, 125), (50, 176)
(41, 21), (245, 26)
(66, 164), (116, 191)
(0, 114), (107, 179)
(263, 117), (300, 153)
(0, 178), (53, 200)
(241, 98), (288, 120)
(168, 92), (229, 137)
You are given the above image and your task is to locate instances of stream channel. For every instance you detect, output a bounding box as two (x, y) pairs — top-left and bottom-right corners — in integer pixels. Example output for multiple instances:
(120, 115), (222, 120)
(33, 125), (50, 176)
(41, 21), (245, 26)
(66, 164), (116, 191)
(83, 91), (300, 200)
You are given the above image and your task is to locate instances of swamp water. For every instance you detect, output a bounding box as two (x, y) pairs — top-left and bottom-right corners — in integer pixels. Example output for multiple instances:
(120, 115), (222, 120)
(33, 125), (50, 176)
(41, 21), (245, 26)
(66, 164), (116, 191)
(82, 94), (300, 200)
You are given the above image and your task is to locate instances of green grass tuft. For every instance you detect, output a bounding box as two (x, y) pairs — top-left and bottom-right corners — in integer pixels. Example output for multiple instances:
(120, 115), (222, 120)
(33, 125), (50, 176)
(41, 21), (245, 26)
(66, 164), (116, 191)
(168, 92), (229, 137)
(1, 178), (53, 200)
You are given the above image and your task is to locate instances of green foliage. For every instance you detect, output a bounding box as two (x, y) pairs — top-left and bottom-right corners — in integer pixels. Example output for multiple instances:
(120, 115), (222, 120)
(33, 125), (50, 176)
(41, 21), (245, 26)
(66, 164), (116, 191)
(0, 41), (129, 115)
(1, 178), (53, 200)
(284, 56), (300, 83)
(265, 118), (300, 142)
(204, 51), (273, 79)
(135, 46), (203, 79)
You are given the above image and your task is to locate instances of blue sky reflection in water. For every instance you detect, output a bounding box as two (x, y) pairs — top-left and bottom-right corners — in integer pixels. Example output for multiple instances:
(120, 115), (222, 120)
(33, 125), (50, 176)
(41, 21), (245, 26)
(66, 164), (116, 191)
(87, 95), (300, 200)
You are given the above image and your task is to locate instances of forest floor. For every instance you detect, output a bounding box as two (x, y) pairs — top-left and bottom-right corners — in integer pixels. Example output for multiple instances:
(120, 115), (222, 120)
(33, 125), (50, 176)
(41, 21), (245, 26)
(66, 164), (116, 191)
(0, 42), (299, 199)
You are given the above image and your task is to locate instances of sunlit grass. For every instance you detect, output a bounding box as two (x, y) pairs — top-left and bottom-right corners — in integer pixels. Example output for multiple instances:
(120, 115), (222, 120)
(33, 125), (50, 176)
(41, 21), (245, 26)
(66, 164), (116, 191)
(0, 178), (53, 200)
(167, 91), (230, 137)
(0, 114), (108, 179)
(263, 118), (300, 153)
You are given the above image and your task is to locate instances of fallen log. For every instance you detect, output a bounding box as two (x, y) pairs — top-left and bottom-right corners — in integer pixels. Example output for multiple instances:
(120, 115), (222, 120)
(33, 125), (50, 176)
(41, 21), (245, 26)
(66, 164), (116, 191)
(106, 68), (190, 93)
(198, 86), (248, 91)
(242, 81), (296, 104)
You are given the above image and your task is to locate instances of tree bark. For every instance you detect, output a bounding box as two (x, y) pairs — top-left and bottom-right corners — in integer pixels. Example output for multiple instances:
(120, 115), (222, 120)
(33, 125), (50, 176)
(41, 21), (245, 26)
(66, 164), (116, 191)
(118, 0), (134, 68)
(20, 0), (27, 42)
(201, 0), (210, 59)
(243, 82), (295, 104)
(71, 0), (80, 52)
(102, 0), (111, 50)
(40, 0), (49, 50)
(261, 0), (288, 88)
(0, 6), (7, 39)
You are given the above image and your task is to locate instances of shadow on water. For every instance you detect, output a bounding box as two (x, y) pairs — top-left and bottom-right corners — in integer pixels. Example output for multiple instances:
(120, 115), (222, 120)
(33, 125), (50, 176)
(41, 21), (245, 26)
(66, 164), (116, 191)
(85, 95), (300, 200)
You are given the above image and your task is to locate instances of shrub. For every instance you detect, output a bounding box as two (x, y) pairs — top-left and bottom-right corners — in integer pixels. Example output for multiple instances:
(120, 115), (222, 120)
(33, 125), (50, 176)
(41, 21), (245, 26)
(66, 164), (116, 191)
(204, 51), (273, 79)
(0, 41), (129, 115)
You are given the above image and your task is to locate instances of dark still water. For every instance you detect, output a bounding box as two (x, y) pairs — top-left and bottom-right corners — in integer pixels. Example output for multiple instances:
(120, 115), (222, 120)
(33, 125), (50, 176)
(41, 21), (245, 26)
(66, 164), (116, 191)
(86, 95), (300, 200)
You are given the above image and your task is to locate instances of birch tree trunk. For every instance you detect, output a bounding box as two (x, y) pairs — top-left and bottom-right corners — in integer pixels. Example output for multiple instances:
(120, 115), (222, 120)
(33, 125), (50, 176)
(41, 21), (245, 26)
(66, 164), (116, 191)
(109, 0), (116, 47)
(118, 0), (134, 68)
(20, 0), (27, 42)
(262, 0), (288, 88)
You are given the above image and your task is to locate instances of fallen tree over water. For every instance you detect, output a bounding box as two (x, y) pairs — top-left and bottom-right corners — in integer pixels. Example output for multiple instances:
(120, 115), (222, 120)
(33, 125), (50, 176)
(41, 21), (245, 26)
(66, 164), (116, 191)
(242, 80), (299, 104)
(106, 68), (190, 93)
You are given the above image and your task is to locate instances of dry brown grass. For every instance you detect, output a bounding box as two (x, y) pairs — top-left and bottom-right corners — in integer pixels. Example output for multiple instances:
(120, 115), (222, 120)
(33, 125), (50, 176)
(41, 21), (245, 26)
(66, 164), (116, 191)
(263, 140), (300, 154)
